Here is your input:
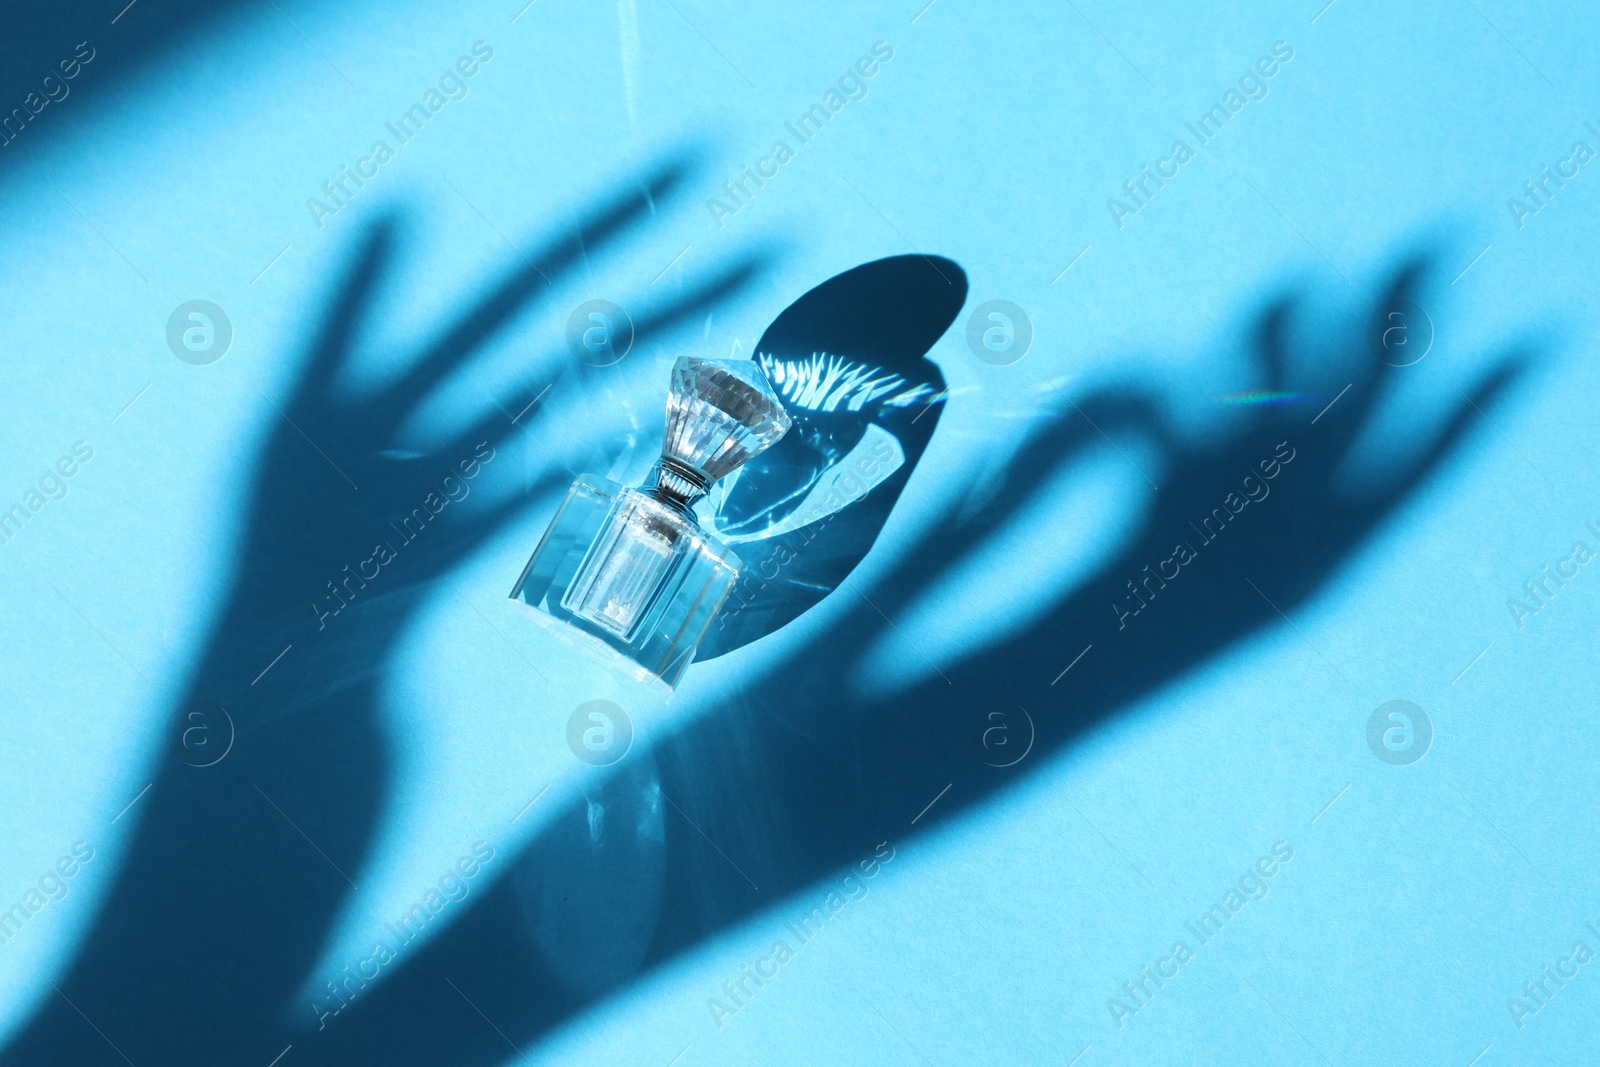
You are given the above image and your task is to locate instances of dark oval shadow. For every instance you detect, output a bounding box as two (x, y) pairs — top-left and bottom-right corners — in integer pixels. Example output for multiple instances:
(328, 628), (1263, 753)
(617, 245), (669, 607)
(698, 253), (967, 659)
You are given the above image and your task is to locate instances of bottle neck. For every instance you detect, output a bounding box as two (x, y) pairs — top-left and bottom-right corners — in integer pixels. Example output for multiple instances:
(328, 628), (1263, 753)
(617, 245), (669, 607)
(644, 457), (711, 513)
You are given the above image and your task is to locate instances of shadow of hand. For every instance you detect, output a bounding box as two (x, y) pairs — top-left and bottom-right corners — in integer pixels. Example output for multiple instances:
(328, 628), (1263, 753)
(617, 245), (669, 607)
(894, 260), (1523, 645)
(2, 158), (768, 1067)
(278, 256), (1532, 1067)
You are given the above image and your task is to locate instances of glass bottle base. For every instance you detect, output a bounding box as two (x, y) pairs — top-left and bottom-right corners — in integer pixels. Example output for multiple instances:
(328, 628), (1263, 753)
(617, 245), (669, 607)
(509, 474), (741, 689)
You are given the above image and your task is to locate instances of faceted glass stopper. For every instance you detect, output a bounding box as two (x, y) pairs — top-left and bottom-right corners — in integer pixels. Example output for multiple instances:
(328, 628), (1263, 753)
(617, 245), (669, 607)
(662, 357), (792, 485)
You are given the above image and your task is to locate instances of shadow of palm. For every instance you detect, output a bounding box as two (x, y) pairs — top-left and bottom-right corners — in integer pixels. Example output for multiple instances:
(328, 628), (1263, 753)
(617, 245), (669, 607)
(1, 157), (769, 1066)
(288, 257), (1528, 1065)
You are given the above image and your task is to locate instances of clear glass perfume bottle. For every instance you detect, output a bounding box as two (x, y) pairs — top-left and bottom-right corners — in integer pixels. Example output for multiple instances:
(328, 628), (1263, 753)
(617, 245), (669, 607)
(510, 356), (793, 688)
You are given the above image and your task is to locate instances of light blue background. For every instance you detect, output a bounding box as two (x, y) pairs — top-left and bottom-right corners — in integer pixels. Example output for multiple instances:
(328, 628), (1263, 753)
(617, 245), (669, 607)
(1, 0), (1597, 1063)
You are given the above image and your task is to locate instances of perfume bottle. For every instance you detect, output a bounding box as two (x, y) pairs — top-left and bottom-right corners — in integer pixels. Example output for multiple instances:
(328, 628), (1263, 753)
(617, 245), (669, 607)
(510, 356), (793, 688)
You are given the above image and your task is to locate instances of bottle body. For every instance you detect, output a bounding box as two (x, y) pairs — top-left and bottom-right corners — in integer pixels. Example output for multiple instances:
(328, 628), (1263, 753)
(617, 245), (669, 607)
(510, 474), (740, 688)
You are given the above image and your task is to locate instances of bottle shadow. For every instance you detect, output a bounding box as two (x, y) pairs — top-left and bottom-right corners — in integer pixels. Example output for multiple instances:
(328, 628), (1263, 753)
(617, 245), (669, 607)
(700, 253), (967, 660)
(285, 257), (1532, 1065)
(0, 154), (771, 1065)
